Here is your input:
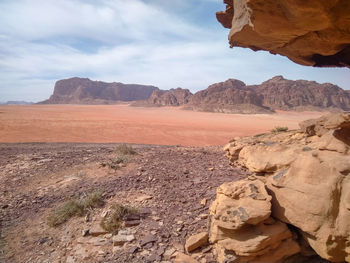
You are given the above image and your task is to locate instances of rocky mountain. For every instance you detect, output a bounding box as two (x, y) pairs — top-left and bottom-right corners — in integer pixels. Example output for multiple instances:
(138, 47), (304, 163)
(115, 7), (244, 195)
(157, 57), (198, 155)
(41, 77), (158, 104)
(186, 76), (350, 114)
(186, 79), (272, 114)
(250, 76), (350, 111)
(149, 88), (193, 106)
(133, 88), (193, 107)
(41, 76), (350, 113)
(0, 101), (34, 105)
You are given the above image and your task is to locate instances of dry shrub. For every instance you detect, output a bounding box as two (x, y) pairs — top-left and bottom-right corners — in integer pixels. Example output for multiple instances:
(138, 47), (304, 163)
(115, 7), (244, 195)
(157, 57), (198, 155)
(271, 126), (289, 133)
(47, 190), (104, 227)
(100, 203), (138, 234)
(115, 144), (136, 156)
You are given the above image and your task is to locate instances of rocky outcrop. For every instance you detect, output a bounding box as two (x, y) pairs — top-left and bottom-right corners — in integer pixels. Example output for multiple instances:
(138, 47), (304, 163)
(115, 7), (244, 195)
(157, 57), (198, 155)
(209, 178), (300, 263)
(41, 77), (158, 104)
(186, 77), (350, 113)
(251, 76), (350, 111)
(145, 88), (193, 106)
(187, 79), (272, 114)
(217, 0), (350, 68)
(222, 112), (350, 262)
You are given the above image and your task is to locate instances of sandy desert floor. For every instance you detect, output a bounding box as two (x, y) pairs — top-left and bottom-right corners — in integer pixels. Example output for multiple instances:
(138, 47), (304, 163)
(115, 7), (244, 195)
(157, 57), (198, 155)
(0, 105), (325, 146)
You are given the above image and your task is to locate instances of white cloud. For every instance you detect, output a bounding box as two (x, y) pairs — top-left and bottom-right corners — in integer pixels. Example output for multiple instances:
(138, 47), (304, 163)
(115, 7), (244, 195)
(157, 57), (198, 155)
(0, 0), (349, 102)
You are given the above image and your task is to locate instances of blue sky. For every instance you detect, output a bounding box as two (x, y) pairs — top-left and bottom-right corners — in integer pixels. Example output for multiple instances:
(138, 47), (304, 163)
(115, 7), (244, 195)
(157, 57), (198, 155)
(0, 0), (349, 102)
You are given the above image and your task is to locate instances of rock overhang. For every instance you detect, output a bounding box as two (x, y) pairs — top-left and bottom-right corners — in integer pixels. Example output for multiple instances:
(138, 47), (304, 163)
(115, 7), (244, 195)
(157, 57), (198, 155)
(217, 0), (350, 68)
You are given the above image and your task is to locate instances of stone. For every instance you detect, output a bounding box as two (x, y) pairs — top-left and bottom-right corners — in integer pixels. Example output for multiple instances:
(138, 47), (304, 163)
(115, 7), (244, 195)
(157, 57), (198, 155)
(163, 247), (176, 259)
(124, 220), (140, 227)
(82, 229), (89, 237)
(185, 232), (209, 253)
(216, 0), (350, 68)
(209, 178), (271, 234)
(136, 194), (153, 202)
(140, 234), (157, 247)
(113, 234), (135, 246)
(174, 252), (199, 263)
(89, 223), (108, 237)
(200, 198), (207, 206)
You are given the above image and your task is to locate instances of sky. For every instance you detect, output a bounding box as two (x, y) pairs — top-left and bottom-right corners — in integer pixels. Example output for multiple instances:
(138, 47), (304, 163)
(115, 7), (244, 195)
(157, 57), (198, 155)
(0, 0), (349, 102)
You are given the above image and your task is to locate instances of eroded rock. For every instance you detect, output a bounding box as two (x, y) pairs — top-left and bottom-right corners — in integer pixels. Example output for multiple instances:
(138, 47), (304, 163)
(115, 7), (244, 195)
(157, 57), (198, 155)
(209, 178), (300, 262)
(217, 0), (350, 68)
(185, 232), (209, 253)
(223, 112), (350, 262)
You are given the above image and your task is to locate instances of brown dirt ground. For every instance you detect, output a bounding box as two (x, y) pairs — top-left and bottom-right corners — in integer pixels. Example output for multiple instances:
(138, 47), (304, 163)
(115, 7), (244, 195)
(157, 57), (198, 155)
(0, 143), (248, 263)
(0, 105), (324, 146)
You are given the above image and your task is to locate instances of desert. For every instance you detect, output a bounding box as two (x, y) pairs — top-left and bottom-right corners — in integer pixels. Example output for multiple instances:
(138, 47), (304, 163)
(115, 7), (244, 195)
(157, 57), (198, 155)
(1, 0), (350, 263)
(0, 105), (324, 146)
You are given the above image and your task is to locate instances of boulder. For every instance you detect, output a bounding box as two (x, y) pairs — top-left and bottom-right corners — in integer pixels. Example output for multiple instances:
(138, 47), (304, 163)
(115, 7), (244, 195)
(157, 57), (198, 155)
(216, 0), (350, 68)
(209, 178), (272, 234)
(209, 178), (300, 263)
(223, 112), (350, 262)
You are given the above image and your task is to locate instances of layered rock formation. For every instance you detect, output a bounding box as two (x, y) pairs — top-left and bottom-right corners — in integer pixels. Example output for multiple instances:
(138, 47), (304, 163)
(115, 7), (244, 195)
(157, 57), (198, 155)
(250, 76), (350, 111)
(41, 77), (158, 104)
(217, 0), (350, 68)
(187, 77), (350, 113)
(218, 113), (350, 262)
(133, 88), (193, 107)
(186, 79), (272, 114)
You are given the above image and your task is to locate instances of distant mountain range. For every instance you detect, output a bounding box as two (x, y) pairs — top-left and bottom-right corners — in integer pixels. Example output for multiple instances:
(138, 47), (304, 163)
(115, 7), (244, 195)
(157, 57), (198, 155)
(40, 76), (350, 113)
(0, 101), (34, 105)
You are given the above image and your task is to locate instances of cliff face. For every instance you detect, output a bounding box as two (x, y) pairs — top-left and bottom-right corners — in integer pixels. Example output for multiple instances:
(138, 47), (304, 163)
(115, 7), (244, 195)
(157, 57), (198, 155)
(147, 88), (193, 106)
(217, 0), (350, 68)
(41, 78), (158, 104)
(187, 79), (272, 114)
(250, 76), (350, 111)
(187, 77), (350, 113)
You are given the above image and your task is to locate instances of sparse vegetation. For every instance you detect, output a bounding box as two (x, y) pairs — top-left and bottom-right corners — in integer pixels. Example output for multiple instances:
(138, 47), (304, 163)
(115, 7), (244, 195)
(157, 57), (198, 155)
(115, 144), (136, 156)
(47, 190), (104, 227)
(100, 203), (138, 234)
(271, 126), (289, 133)
(101, 144), (137, 171)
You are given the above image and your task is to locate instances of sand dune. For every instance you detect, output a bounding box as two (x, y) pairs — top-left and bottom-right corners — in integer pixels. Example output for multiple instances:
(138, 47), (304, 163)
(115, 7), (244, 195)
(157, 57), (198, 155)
(0, 105), (325, 146)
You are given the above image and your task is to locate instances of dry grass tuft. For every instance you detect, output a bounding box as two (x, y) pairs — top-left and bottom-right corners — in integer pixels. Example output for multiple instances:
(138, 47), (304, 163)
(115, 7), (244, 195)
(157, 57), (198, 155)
(47, 190), (104, 227)
(100, 203), (138, 234)
(271, 126), (289, 133)
(115, 144), (136, 156)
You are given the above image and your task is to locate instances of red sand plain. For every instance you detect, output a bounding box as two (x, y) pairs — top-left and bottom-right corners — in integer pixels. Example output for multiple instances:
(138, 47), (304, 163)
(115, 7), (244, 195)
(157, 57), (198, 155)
(0, 105), (325, 146)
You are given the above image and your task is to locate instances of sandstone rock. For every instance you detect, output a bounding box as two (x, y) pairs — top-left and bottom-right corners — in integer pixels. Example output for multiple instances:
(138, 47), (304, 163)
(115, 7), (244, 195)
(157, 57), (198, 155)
(185, 232), (209, 253)
(187, 76), (350, 114)
(144, 88), (193, 106)
(186, 79), (272, 114)
(209, 178), (271, 234)
(217, 0), (350, 68)
(40, 77), (158, 104)
(209, 178), (300, 263)
(223, 112), (350, 262)
(174, 252), (199, 263)
(163, 247), (176, 260)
